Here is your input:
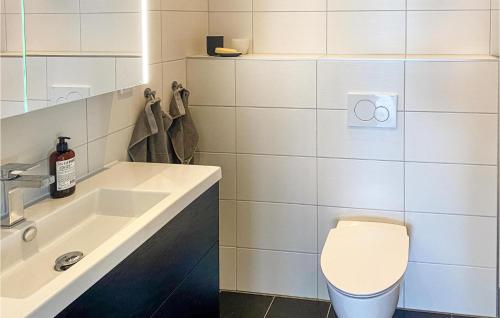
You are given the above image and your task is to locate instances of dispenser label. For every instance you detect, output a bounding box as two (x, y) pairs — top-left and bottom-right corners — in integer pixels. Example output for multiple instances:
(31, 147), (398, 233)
(56, 158), (76, 191)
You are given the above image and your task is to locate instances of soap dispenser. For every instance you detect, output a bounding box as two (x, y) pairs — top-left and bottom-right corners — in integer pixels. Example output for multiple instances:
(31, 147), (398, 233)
(50, 137), (76, 198)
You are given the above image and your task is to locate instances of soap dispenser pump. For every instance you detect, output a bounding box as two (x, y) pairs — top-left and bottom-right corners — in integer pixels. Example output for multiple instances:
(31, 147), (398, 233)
(50, 136), (76, 198)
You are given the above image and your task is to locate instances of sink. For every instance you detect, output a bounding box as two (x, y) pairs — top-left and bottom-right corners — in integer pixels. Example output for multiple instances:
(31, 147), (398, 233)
(0, 162), (221, 318)
(0, 189), (168, 299)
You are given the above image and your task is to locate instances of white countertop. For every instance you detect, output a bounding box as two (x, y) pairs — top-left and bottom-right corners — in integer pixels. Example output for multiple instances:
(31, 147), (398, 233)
(0, 162), (221, 318)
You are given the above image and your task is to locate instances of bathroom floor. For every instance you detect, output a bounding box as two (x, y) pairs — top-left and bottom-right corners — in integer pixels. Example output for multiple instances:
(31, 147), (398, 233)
(219, 291), (477, 318)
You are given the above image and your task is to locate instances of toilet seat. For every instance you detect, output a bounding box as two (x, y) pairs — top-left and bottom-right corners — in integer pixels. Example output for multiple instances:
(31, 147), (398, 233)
(321, 221), (409, 298)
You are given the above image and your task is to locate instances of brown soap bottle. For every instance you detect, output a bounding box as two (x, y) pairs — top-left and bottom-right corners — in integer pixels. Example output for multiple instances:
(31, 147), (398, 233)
(50, 137), (76, 199)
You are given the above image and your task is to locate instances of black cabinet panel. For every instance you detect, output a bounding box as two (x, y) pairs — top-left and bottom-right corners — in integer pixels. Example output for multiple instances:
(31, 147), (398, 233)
(57, 184), (219, 318)
(152, 243), (219, 318)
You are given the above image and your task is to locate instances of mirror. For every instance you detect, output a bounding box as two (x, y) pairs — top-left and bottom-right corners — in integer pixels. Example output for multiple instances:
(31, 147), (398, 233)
(0, 0), (148, 119)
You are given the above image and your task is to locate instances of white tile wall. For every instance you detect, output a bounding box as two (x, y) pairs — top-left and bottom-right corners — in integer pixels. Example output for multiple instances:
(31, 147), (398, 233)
(405, 263), (496, 317)
(327, 11), (406, 55)
(318, 158), (404, 211)
(237, 201), (317, 253)
(237, 154), (317, 205)
(188, 55), (499, 316)
(405, 163), (498, 217)
(237, 248), (318, 298)
(317, 110), (404, 161)
(237, 108), (316, 156)
(406, 212), (496, 267)
(405, 112), (498, 165)
(317, 60), (405, 110)
(405, 61), (498, 113)
(208, 0), (494, 55)
(236, 60), (316, 108)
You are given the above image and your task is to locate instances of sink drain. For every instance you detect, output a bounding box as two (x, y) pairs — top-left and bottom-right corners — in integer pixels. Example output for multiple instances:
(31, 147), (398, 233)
(54, 251), (84, 272)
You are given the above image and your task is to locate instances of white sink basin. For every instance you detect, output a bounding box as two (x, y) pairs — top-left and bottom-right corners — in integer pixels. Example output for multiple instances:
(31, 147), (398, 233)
(0, 162), (221, 318)
(1, 189), (168, 299)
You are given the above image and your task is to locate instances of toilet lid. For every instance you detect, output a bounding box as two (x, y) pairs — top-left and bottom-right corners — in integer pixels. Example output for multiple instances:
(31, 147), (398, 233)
(321, 221), (409, 297)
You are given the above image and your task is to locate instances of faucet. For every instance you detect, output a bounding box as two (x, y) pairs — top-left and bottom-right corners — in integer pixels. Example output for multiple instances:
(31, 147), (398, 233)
(1, 163), (55, 228)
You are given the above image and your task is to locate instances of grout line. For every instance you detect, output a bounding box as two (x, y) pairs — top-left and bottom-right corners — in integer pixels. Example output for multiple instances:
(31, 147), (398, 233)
(234, 59), (238, 292)
(325, 304), (331, 318)
(263, 296), (275, 318)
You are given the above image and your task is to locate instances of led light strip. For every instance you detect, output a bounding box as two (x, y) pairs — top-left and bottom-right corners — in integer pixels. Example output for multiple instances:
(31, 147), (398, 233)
(21, 0), (28, 113)
(141, 0), (149, 85)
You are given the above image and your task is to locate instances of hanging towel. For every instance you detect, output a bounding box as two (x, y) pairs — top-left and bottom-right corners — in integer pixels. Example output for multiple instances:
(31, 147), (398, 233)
(168, 87), (199, 164)
(128, 99), (175, 163)
(128, 88), (199, 164)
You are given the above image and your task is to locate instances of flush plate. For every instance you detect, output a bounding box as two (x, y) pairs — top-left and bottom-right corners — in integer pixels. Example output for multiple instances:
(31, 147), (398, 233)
(347, 93), (398, 128)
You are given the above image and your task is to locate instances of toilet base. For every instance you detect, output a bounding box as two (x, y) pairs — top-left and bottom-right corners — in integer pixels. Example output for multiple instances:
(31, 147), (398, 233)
(327, 282), (400, 318)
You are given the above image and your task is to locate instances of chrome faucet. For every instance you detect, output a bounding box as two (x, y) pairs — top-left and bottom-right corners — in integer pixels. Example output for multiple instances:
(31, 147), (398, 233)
(1, 163), (55, 228)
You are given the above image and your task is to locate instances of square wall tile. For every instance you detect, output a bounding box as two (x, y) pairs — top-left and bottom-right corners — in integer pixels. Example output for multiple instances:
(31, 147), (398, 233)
(405, 163), (498, 217)
(237, 201), (317, 253)
(25, 13), (80, 52)
(237, 154), (317, 205)
(187, 59), (235, 106)
(407, 0), (490, 10)
(317, 60), (405, 110)
(220, 200), (236, 246)
(6, 0), (79, 13)
(87, 127), (134, 173)
(237, 108), (316, 156)
(406, 213), (496, 268)
(318, 158), (404, 211)
(405, 262), (496, 317)
(327, 11), (405, 54)
(47, 57), (116, 98)
(220, 247), (237, 290)
(237, 249), (318, 298)
(86, 87), (145, 141)
(190, 106), (236, 153)
(161, 0), (208, 11)
(116, 58), (142, 89)
(405, 112), (498, 165)
(79, 0), (140, 12)
(209, 12), (252, 53)
(253, 0), (326, 11)
(236, 60), (316, 108)
(405, 61), (498, 113)
(253, 12), (326, 54)
(196, 152), (236, 200)
(209, 0), (252, 11)
(328, 0), (405, 10)
(318, 110), (404, 161)
(407, 11), (490, 54)
(162, 11), (208, 61)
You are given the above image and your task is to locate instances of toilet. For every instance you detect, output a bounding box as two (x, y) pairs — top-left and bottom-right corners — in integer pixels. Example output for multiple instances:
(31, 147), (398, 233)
(320, 220), (409, 318)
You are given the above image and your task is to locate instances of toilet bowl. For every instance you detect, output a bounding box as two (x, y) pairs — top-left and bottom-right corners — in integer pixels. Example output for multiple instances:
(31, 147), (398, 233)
(320, 220), (409, 318)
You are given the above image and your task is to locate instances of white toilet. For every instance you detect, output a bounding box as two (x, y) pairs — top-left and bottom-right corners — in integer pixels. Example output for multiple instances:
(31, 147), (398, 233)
(320, 220), (409, 318)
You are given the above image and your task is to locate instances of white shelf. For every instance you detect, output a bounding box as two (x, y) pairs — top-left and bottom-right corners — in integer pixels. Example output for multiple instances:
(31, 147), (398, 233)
(188, 53), (499, 62)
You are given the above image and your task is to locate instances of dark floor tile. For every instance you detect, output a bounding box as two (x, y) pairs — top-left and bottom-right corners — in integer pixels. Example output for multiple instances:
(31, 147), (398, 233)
(327, 305), (337, 318)
(266, 297), (330, 318)
(219, 291), (273, 318)
(394, 309), (451, 318)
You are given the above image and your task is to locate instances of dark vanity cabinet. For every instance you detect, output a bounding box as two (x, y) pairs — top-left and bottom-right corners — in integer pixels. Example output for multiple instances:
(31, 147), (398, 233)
(57, 184), (220, 318)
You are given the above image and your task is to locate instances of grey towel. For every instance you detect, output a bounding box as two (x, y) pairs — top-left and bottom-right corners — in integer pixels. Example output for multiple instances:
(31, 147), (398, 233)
(128, 88), (199, 164)
(128, 99), (175, 163)
(168, 88), (199, 164)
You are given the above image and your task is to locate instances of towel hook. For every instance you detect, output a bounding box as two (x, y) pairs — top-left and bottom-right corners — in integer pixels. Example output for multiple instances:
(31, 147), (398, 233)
(171, 81), (183, 91)
(144, 88), (156, 100)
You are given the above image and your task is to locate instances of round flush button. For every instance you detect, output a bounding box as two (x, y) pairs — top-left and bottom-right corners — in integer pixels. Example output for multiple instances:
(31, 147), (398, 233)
(354, 100), (376, 121)
(375, 106), (390, 122)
